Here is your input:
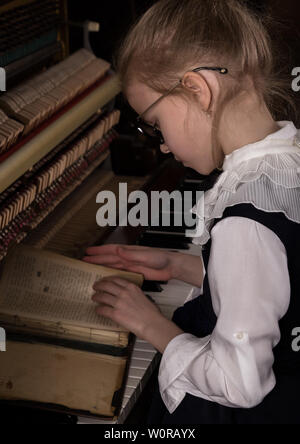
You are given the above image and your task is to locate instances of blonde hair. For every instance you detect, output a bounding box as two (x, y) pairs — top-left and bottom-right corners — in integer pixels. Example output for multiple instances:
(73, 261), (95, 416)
(115, 0), (296, 169)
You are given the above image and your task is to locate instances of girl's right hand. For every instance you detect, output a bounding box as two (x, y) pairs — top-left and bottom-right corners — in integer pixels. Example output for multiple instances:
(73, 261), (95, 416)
(83, 244), (177, 282)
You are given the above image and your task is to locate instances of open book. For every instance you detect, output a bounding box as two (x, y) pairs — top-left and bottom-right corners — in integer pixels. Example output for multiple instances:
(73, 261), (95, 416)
(0, 245), (144, 349)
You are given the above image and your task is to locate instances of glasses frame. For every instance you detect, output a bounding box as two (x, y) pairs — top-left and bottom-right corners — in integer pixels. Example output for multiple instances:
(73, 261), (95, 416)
(134, 66), (228, 145)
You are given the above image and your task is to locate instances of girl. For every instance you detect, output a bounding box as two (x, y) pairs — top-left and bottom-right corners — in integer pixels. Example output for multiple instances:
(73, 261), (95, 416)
(83, 0), (300, 424)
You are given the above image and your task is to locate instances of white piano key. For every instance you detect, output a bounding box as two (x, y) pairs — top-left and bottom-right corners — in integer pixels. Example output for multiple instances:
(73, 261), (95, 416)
(145, 229), (188, 237)
(148, 287), (189, 303)
(128, 367), (147, 379)
(158, 243), (202, 256)
(158, 304), (177, 320)
(77, 416), (117, 424)
(126, 377), (140, 389)
(124, 386), (135, 399)
(131, 349), (155, 361)
(130, 358), (153, 370)
(134, 341), (156, 352)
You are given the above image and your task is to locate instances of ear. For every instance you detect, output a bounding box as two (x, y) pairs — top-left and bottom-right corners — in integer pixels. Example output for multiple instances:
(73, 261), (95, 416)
(181, 71), (212, 112)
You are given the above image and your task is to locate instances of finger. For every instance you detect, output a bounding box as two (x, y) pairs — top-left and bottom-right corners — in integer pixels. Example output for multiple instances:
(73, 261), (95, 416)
(117, 246), (151, 264)
(101, 276), (137, 289)
(82, 254), (124, 266)
(121, 264), (166, 279)
(118, 245), (153, 251)
(86, 244), (156, 256)
(93, 279), (126, 294)
(95, 304), (114, 320)
(92, 292), (117, 307)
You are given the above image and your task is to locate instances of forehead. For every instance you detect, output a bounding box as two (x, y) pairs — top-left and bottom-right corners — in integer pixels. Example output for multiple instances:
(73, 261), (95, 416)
(126, 82), (162, 116)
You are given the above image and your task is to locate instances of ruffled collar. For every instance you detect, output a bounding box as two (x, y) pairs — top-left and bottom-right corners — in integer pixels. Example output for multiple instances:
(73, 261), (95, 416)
(190, 121), (300, 246)
(222, 121), (300, 171)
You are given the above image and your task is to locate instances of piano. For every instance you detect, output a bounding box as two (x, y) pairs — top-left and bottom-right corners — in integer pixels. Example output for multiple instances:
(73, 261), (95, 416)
(0, 0), (221, 424)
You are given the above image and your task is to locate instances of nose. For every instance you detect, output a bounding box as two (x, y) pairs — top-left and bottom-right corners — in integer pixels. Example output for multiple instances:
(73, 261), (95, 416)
(160, 144), (171, 154)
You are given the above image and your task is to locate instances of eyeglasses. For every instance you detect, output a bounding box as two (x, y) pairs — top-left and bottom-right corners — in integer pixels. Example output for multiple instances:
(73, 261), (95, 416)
(134, 66), (228, 145)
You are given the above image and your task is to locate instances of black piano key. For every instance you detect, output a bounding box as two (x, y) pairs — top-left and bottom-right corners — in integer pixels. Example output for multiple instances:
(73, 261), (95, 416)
(142, 281), (164, 292)
(139, 239), (190, 250)
(148, 215), (197, 232)
(137, 236), (190, 250)
(158, 203), (198, 216)
(141, 231), (193, 245)
(146, 225), (188, 234)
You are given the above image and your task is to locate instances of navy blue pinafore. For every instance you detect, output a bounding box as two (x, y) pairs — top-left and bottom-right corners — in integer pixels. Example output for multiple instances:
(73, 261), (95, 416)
(147, 204), (300, 424)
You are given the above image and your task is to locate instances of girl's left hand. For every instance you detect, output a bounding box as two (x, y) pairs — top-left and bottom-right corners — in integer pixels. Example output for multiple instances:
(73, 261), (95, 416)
(92, 276), (164, 340)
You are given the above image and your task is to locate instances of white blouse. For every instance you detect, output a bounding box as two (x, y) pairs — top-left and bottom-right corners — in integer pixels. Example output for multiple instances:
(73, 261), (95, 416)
(159, 121), (300, 414)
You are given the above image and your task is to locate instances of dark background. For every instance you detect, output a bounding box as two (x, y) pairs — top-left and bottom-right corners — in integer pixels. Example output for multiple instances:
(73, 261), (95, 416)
(67, 0), (300, 126)
(68, 0), (298, 63)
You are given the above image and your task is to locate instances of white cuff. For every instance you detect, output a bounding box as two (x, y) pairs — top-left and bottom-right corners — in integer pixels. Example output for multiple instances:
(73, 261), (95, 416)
(158, 333), (211, 413)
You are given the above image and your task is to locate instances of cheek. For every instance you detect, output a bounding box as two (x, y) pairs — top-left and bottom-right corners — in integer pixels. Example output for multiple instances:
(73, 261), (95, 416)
(166, 115), (192, 145)
(190, 118), (212, 148)
(161, 103), (212, 160)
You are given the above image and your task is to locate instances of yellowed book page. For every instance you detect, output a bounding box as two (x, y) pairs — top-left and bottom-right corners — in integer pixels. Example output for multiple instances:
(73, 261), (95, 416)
(0, 245), (144, 332)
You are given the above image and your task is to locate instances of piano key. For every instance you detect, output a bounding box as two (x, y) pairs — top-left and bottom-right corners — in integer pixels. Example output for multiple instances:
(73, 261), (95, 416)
(127, 367), (147, 379)
(126, 377), (140, 390)
(129, 358), (153, 370)
(134, 340), (157, 352)
(141, 280), (163, 292)
(158, 242), (203, 256)
(142, 231), (193, 244)
(158, 304), (178, 320)
(131, 349), (156, 362)
(138, 236), (190, 250)
(146, 224), (194, 234)
(124, 387), (136, 399)
(148, 226), (189, 234)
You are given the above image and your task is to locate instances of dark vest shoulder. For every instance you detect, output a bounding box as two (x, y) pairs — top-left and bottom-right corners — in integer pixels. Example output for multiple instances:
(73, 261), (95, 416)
(216, 203), (300, 254)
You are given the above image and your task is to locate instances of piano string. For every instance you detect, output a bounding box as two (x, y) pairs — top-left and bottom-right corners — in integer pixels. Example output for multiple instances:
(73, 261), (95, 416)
(0, 49), (110, 148)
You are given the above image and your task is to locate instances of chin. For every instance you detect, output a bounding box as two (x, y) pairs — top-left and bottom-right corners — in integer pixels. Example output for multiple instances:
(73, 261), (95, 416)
(195, 166), (214, 176)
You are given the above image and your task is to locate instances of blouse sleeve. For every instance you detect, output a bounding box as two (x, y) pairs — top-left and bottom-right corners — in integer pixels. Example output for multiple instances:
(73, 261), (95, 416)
(158, 217), (291, 414)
